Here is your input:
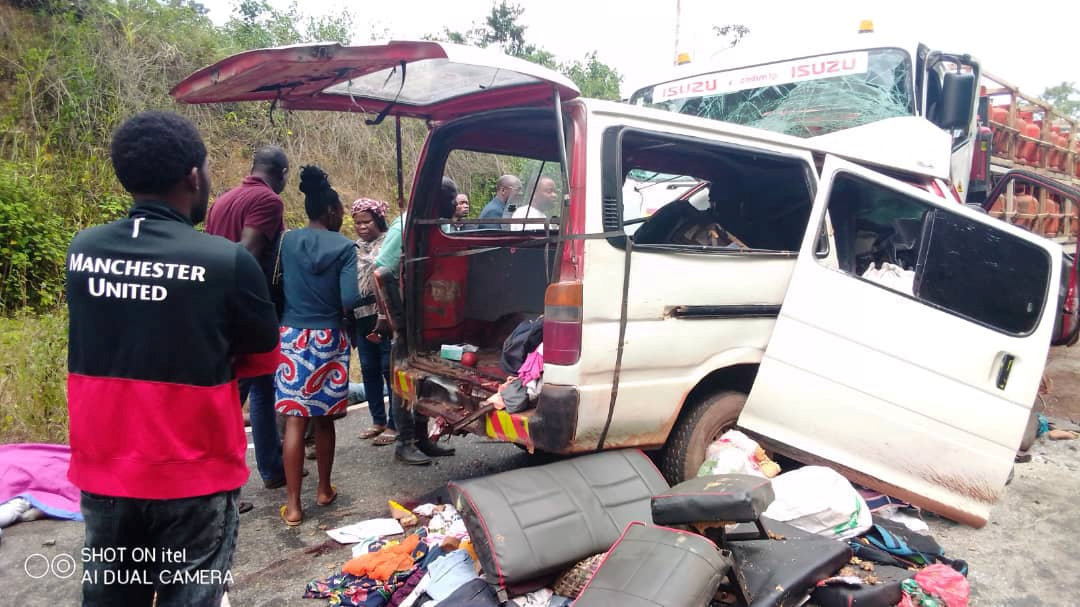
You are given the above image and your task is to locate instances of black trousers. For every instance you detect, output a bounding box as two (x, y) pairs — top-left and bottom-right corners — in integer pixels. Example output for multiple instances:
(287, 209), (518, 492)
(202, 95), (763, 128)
(80, 489), (239, 606)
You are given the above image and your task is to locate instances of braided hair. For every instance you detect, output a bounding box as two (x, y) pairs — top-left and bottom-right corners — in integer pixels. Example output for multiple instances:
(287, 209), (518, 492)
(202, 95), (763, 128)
(299, 165), (341, 221)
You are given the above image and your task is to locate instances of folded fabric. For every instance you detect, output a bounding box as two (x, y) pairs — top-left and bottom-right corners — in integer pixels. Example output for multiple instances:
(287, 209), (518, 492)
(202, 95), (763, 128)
(0, 443), (82, 521)
(425, 550), (479, 601)
(344, 534), (423, 581)
(517, 345), (544, 384)
(500, 378), (530, 413)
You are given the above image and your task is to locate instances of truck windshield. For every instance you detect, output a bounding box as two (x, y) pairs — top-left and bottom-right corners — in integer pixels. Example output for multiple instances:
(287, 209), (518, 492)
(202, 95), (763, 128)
(630, 48), (915, 138)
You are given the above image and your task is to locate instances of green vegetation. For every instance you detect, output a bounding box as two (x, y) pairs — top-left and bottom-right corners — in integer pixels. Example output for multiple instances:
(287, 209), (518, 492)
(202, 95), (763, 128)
(0, 0), (624, 442)
(0, 310), (68, 443)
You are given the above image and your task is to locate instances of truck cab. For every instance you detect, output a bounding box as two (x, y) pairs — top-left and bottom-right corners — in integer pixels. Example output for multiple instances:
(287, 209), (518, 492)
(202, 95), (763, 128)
(173, 41), (1061, 527)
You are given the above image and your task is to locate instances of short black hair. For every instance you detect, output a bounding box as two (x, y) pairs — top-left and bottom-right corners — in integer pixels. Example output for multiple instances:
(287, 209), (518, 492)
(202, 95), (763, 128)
(438, 176), (458, 218)
(110, 111), (207, 195)
(252, 145), (288, 173)
(299, 165), (341, 220)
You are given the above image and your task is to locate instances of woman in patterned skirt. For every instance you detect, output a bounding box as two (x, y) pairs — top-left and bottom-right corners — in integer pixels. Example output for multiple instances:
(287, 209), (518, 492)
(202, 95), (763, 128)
(275, 165), (360, 526)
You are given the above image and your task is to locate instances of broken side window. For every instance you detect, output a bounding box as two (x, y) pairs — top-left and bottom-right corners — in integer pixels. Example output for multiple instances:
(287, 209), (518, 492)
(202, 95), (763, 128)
(604, 128), (815, 254)
(824, 172), (1051, 335)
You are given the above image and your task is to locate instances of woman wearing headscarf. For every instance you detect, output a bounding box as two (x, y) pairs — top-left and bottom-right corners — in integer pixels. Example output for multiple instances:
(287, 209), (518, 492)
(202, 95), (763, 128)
(275, 165), (360, 526)
(350, 197), (397, 445)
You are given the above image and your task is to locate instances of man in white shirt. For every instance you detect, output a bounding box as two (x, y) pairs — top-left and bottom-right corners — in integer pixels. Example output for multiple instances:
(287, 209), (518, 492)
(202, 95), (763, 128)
(510, 176), (559, 231)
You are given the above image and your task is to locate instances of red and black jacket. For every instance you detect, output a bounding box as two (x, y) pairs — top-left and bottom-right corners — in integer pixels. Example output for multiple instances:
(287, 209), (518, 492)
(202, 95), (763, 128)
(66, 203), (280, 499)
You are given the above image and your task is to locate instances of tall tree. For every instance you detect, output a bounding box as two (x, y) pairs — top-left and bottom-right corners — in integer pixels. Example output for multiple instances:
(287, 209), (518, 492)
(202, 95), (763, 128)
(432, 1), (621, 100)
(1041, 81), (1080, 119)
(713, 24), (750, 48)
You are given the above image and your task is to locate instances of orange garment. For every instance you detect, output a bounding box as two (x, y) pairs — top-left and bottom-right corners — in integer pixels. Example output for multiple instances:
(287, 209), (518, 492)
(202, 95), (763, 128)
(343, 534), (421, 581)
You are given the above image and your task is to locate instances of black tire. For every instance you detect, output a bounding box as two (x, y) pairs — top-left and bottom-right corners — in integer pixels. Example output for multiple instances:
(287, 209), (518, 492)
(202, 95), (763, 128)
(659, 390), (747, 484)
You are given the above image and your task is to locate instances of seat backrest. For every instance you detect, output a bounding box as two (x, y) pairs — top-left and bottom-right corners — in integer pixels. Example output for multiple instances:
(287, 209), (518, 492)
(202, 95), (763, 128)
(448, 450), (669, 590)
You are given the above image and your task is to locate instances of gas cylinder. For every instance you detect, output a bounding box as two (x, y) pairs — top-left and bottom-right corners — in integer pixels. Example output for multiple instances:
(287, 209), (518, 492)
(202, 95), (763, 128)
(1013, 112), (1029, 161)
(991, 107), (1010, 154)
(1048, 127), (1061, 170)
(1043, 196), (1060, 236)
(1014, 185), (1038, 230)
(1019, 120), (1043, 164)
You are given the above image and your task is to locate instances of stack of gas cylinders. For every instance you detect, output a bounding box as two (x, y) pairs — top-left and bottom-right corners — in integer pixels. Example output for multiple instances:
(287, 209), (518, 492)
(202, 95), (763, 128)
(988, 183), (1068, 238)
(989, 106), (1075, 176)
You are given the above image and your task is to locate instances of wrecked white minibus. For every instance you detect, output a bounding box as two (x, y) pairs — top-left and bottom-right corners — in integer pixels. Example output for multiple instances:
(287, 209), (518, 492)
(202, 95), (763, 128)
(172, 41), (1062, 527)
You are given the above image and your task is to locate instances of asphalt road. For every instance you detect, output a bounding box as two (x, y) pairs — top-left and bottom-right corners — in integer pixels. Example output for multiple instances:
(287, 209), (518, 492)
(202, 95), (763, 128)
(0, 403), (533, 606)
(2, 402), (1079, 605)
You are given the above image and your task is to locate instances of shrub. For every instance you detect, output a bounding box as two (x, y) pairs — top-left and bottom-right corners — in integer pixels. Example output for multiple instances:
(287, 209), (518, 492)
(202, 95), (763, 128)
(0, 161), (72, 312)
(0, 309), (68, 444)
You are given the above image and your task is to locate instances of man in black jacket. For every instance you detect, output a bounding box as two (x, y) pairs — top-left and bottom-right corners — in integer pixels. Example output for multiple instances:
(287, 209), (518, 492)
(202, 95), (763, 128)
(66, 111), (280, 606)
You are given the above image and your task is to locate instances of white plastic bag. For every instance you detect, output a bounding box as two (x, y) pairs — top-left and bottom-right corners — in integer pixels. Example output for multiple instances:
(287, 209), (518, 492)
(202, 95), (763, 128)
(696, 430), (779, 478)
(763, 466), (872, 540)
(861, 262), (914, 295)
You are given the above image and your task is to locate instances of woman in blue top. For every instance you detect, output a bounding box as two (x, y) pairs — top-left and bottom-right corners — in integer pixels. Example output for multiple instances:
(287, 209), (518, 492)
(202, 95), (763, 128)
(275, 165), (360, 526)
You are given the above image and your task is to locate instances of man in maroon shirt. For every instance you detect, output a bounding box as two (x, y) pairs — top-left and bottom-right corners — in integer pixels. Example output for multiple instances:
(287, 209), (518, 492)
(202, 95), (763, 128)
(206, 145), (289, 490)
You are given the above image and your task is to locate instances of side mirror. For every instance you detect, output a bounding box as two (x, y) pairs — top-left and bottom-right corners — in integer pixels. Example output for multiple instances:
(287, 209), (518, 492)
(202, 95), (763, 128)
(937, 72), (976, 131)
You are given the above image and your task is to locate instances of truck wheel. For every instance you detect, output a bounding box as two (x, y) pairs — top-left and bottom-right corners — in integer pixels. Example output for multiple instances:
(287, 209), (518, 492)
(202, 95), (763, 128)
(659, 390), (747, 484)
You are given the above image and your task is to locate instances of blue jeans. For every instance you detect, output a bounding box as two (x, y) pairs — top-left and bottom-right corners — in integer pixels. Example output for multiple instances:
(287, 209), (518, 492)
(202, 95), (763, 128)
(353, 321), (394, 430)
(80, 489), (240, 607)
(239, 374), (284, 482)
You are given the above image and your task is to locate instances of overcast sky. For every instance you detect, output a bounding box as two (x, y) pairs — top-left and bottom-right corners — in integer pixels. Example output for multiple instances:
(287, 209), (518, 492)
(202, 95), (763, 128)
(199, 0), (1078, 99)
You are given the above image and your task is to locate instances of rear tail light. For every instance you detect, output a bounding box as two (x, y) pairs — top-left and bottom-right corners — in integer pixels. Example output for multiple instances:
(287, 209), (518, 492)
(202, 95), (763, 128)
(544, 281), (582, 366)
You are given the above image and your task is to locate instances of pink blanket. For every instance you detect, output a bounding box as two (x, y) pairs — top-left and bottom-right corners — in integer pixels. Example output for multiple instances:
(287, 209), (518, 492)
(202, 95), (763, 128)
(0, 443), (82, 521)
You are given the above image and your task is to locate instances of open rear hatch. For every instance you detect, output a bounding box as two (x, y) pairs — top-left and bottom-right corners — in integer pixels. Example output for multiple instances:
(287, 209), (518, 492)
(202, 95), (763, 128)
(171, 40), (579, 120)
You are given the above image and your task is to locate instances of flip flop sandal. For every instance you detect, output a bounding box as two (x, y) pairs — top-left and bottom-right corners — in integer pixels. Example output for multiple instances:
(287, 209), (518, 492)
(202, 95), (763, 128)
(359, 426), (386, 439)
(372, 432), (397, 446)
(279, 505), (302, 527)
(316, 484), (338, 507)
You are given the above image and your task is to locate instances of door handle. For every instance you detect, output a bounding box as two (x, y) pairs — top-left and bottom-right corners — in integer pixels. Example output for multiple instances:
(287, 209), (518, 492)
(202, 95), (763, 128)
(996, 353), (1015, 390)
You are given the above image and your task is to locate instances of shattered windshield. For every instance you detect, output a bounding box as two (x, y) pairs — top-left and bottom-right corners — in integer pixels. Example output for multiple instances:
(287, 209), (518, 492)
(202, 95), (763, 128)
(632, 48), (914, 138)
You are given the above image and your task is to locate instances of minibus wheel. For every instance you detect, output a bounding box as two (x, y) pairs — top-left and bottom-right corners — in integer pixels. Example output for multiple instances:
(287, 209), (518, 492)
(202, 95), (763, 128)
(659, 390), (747, 485)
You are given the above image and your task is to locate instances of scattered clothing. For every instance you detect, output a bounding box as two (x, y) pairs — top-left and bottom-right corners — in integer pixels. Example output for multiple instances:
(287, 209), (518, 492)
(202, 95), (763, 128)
(344, 533), (424, 581)
(389, 568), (427, 607)
(899, 564), (969, 607)
(305, 570), (414, 607)
(425, 550), (479, 601)
(418, 504), (468, 546)
(500, 377), (531, 413)
(517, 345), (544, 384)
(0, 443), (83, 521)
(276, 327), (351, 417)
(430, 577), (499, 606)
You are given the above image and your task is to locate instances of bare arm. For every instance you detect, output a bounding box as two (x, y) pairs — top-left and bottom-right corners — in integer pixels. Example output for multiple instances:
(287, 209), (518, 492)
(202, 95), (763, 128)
(239, 226), (269, 262)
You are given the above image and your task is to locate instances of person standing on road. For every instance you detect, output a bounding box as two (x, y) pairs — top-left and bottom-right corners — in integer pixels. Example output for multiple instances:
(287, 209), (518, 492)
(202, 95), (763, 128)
(377, 177), (460, 465)
(349, 196), (396, 445)
(275, 166), (361, 525)
(66, 111), (280, 606)
(205, 144), (289, 490)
